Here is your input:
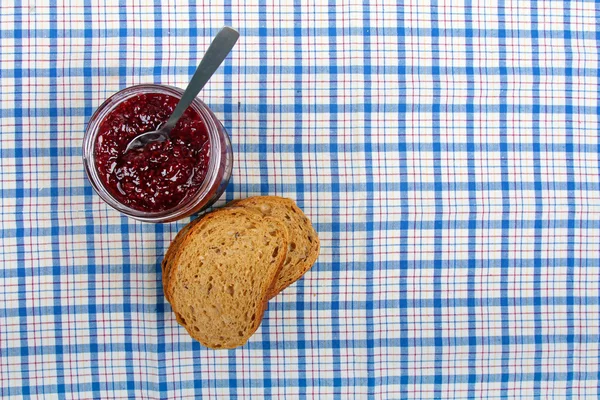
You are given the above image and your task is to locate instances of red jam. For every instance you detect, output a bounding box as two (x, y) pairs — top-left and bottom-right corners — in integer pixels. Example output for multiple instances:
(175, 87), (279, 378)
(94, 93), (210, 212)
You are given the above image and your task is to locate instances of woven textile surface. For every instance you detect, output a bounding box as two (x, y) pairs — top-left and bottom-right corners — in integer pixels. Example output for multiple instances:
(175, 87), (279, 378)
(1, 1), (600, 398)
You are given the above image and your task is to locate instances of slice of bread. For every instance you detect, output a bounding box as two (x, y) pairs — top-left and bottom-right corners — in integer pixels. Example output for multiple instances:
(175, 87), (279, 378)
(234, 196), (320, 298)
(166, 207), (288, 349)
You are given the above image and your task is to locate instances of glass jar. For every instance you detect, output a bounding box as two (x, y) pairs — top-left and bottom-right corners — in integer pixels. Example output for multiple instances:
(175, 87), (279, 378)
(82, 84), (233, 223)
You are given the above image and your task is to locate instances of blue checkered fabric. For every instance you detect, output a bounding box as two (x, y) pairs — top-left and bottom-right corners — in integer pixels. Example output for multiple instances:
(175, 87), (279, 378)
(1, 1), (600, 398)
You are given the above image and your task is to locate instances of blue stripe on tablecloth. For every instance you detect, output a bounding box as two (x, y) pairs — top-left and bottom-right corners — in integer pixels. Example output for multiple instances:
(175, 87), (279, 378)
(223, 2), (236, 205)
(1, 162), (600, 194)
(328, 2), (343, 398)
(3, 181), (600, 216)
(5, 65), (600, 83)
(3, 293), (600, 318)
(82, 1), (101, 397)
(430, 0), (444, 393)
(153, 0), (163, 83)
(223, 4), (240, 399)
(498, 0), (511, 391)
(5, 62), (600, 82)
(121, 226), (135, 397)
(154, 0), (169, 394)
(530, 1), (544, 396)
(3, 26), (600, 40)
(5, 139), (595, 160)
(48, 3), (65, 397)
(397, 0), (409, 394)
(464, 1), (478, 395)
(4, 217), (600, 251)
(4, 242), (600, 270)
(4, 371), (600, 394)
(237, 25), (249, 199)
(0, 160), (5, 394)
(155, 220), (167, 400)
(5, 371), (600, 393)
(13, 1), (30, 397)
(257, 3), (273, 399)
(361, 2), (376, 398)
(292, 2), (308, 397)
(596, 15), (600, 395)
(562, 1), (576, 395)
(184, 3), (206, 398)
(2, 332), (599, 356)
(118, 1), (136, 396)
(3, 101), (600, 118)
(258, 4), (269, 198)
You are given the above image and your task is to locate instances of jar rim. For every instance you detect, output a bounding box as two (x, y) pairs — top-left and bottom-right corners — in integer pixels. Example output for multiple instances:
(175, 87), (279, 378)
(82, 84), (224, 223)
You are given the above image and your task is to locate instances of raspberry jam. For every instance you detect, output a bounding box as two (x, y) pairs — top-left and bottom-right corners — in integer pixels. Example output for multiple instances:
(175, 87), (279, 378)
(94, 93), (210, 212)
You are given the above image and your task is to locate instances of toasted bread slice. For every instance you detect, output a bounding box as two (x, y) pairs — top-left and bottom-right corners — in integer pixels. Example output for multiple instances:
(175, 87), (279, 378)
(167, 207), (288, 349)
(234, 196), (320, 298)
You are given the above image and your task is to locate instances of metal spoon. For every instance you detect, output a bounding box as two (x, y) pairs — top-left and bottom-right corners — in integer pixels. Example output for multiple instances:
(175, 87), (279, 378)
(125, 26), (240, 153)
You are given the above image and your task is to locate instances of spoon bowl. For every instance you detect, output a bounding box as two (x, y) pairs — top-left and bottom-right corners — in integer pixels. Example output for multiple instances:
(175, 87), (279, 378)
(125, 127), (169, 152)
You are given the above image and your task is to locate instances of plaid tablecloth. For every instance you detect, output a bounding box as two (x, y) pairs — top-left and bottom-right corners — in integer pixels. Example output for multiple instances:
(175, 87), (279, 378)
(1, 1), (600, 399)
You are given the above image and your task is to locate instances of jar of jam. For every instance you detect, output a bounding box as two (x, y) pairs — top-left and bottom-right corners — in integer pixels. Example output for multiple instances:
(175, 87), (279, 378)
(83, 84), (233, 223)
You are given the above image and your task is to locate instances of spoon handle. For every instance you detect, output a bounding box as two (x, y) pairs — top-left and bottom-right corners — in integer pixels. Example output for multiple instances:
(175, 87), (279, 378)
(163, 26), (240, 133)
